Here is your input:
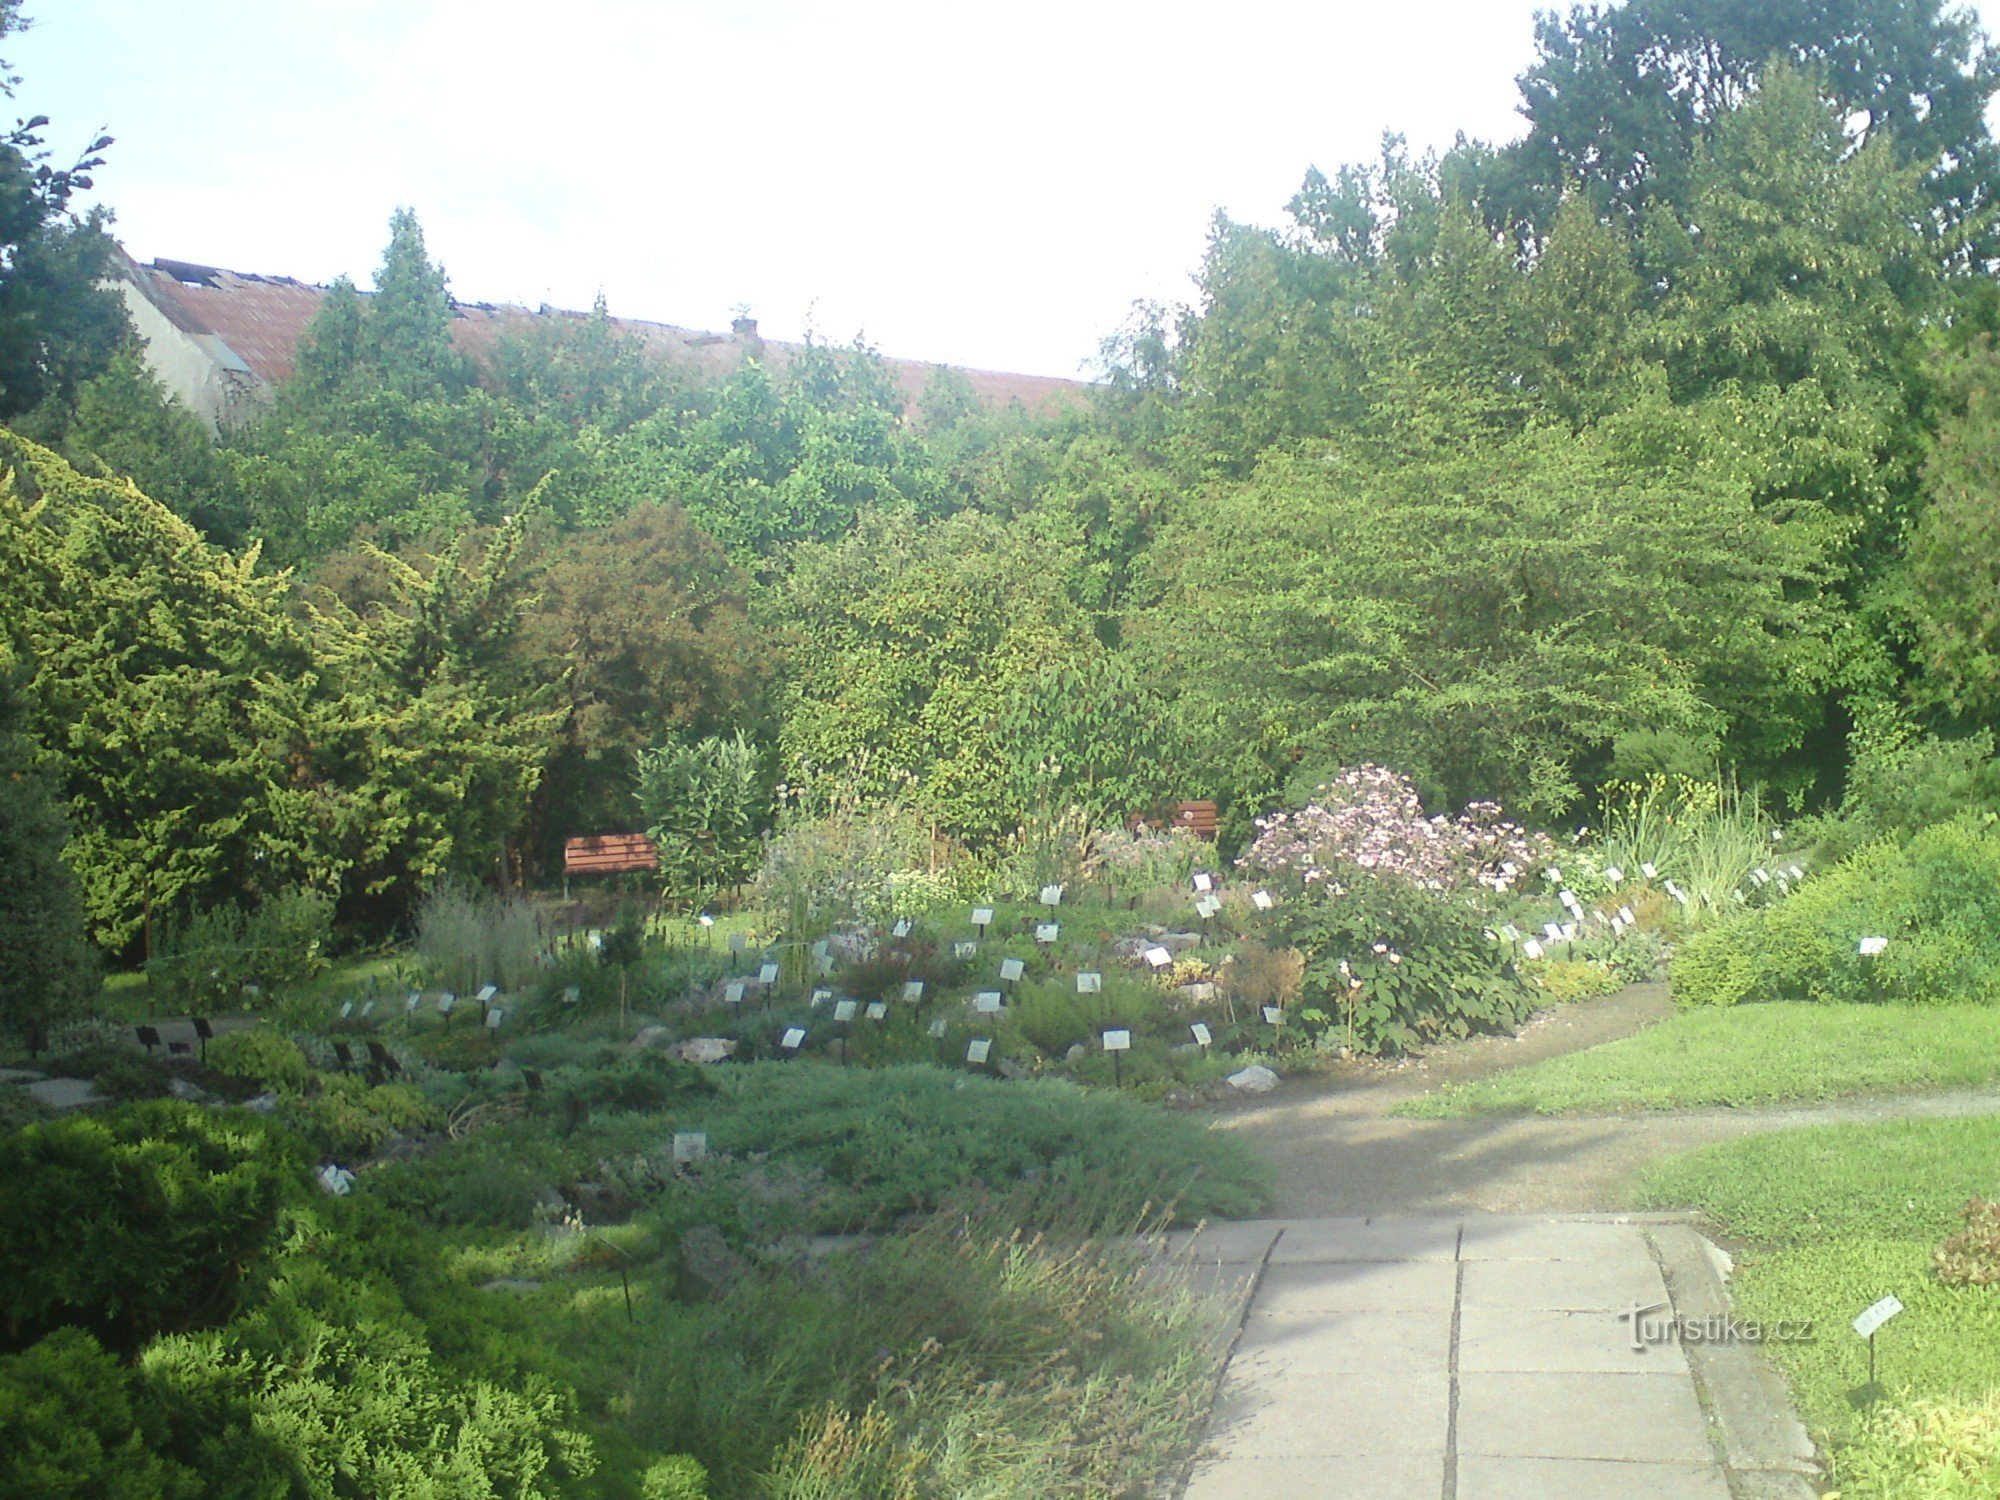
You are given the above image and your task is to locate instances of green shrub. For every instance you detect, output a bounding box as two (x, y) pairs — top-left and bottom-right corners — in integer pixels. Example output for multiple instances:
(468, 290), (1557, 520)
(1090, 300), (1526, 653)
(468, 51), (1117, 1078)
(206, 1027), (313, 1091)
(702, 1063), (1267, 1229)
(285, 1076), (436, 1161)
(0, 1330), (200, 1498)
(641, 1454), (711, 1500)
(1801, 730), (2000, 863)
(1012, 975), (1163, 1055)
(1675, 818), (2000, 1007)
(147, 888), (334, 1013)
(0, 1102), (290, 1356)
(1276, 879), (1532, 1052)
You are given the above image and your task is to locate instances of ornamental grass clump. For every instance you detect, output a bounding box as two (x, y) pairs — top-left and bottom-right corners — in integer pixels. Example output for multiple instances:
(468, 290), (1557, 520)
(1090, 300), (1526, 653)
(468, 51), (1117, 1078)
(1239, 765), (1553, 895)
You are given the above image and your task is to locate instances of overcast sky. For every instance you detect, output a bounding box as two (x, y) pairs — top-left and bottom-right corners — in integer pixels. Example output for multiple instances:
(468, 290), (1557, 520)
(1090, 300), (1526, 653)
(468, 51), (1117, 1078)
(19, 2), (2000, 379)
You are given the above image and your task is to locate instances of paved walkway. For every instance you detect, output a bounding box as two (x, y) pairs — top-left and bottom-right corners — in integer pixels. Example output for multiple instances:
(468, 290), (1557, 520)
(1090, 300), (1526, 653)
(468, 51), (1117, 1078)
(1167, 1215), (1818, 1500)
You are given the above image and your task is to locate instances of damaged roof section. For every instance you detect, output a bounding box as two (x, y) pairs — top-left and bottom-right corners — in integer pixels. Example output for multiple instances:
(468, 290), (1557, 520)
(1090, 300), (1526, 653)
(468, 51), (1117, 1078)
(112, 249), (1089, 432)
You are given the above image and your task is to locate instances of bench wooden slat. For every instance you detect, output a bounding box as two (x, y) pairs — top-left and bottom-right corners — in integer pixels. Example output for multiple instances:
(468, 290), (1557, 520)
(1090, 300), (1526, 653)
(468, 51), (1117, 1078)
(564, 833), (660, 873)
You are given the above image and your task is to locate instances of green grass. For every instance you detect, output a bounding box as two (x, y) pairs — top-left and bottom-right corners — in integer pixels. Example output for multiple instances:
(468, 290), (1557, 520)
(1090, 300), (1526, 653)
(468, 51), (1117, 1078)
(1636, 1117), (2000, 1495)
(1395, 1003), (2000, 1117)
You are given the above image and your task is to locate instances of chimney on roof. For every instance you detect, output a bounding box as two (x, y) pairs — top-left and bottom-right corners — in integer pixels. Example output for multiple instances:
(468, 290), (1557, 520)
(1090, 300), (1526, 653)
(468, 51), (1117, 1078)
(731, 314), (758, 340)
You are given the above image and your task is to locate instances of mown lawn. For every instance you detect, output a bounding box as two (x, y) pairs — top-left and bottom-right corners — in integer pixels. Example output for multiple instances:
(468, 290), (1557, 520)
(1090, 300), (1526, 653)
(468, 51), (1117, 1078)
(1636, 1117), (2000, 1496)
(1395, 1003), (2000, 1117)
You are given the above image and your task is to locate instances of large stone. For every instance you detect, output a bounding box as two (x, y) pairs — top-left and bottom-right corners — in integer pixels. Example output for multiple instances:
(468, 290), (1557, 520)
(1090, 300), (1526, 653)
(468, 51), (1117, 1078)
(674, 1037), (737, 1064)
(1227, 1064), (1279, 1093)
(23, 1077), (102, 1110)
(1159, 931), (1204, 952)
(1176, 981), (1219, 1003)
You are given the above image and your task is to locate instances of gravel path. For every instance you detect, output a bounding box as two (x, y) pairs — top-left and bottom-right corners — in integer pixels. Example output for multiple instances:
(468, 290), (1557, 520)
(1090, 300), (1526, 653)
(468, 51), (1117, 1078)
(1204, 984), (2000, 1218)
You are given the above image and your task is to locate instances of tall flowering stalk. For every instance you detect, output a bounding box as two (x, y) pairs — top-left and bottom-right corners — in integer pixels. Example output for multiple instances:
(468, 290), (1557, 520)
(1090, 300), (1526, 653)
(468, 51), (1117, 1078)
(1239, 765), (1553, 894)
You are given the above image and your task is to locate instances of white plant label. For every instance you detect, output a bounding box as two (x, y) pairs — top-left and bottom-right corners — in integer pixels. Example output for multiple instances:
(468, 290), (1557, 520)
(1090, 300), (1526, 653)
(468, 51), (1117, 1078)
(834, 1000), (858, 1023)
(865, 1001), (887, 1021)
(1144, 946), (1173, 969)
(339, 1001), (353, 1018)
(1036, 923), (1059, 943)
(1641, 862), (1658, 879)
(1560, 923), (1577, 941)
(1252, 889), (1274, 910)
(672, 1131), (707, 1163)
(486, 1009), (504, 1030)
(1559, 889), (1579, 908)
(1619, 906), (1635, 925)
(360, 1000), (375, 1017)
(1522, 938), (1545, 960)
(1190, 1022), (1212, 1046)
(810, 988), (831, 1007)
(1193, 872), (1213, 892)
(724, 981), (745, 1005)
(563, 985), (581, 1005)
(928, 1018), (948, 1037)
(1603, 866), (1623, 884)
(728, 932), (747, 953)
(892, 918), (912, 937)
(999, 958), (1025, 982)
(902, 980), (925, 1002)
(1040, 884), (1064, 907)
(1853, 1296), (1903, 1339)
(1102, 1029), (1132, 1052)
(406, 993), (421, 1013)
(699, 914), (716, 928)
(1544, 922), (1564, 942)
(1262, 1005), (1284, 1026)
(587, 932), (603, 951)
(954, 941), (977, 958)
(1077, 971), (1102, 993)
(477, 984), (498, 1003)
(1196, 896), (1221, 919)
(975, 991), (1003, 1013)
(781, 1027), (805, 1049)
(971, 907), (994, 927)
(966, 1038), (991, 1064)
(1859, 936), (1889, 956)
(438, 992), (455, 1013)
(759, 963), (780, 985)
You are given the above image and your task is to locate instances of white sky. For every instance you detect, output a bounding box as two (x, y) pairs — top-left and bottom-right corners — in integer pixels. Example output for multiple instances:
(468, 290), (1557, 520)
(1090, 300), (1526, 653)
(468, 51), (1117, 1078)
(18, 2), (2000, 379)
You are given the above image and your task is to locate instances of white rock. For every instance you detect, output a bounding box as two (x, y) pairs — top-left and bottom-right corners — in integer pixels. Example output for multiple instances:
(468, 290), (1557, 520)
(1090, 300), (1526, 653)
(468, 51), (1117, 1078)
(1227, 1064), (1280, 1093)
(674, 1037), (739, 1065)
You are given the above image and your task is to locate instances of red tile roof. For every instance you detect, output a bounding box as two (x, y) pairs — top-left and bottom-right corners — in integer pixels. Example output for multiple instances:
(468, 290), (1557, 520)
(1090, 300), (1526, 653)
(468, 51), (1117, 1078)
(120, 253), (1090, 417)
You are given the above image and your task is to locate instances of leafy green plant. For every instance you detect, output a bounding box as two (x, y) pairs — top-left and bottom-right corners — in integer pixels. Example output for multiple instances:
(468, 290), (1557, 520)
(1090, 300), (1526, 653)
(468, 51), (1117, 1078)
(635, 731), (766, 905)
(206, 1027), (314, 1092)
(1593, 774), (1785, 931)
(1011, 975), (1163, 1055)
(414, 883), (547, 998)
(1276, 878), (1532, 1053)
(147, 889), (334, 1013)
(1674, 817), (2000, 1007)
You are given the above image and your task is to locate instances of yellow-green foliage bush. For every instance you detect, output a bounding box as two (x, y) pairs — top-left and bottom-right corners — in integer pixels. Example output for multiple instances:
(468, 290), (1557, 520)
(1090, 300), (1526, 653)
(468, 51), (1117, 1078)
(1676, 819), (2000, 1007)
(1936, 1199), (2000, 1289)
(206, 1027), (313, 1091)
(1834, 1388), (2000, 1497)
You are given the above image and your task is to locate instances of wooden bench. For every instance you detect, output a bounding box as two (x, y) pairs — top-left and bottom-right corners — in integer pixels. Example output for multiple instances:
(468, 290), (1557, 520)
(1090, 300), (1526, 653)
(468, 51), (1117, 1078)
(564, 833), (660, 875)
(1172, 801), (1219, 839)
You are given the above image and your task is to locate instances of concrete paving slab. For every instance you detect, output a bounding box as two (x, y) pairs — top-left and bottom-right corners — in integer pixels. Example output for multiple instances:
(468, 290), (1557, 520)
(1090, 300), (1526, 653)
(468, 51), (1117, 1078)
(23, 1077), (103, 1110)
(1460, 1249), (1668, 1311)
(1251, 1259), (1458, 1316)
(1234, 1310), (1451, 1375)
(1456, 1455), (1732, 1498)
(1457, 1372), (1715, 1463)
(1205, 1371), (1451, 1460)
(1158, 1220), (1286, 1265)
(1458, 1306), (1691, 1374)
(1459, 1218), (1662, 1262)
(1184, 1453), (1444, 1499)
(1265, 1216), (1462, 1264)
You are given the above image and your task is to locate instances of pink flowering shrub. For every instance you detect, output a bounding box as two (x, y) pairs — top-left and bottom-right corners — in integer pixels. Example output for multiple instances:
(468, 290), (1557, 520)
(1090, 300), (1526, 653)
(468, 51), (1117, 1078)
(1239, 765), (1554, 894)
